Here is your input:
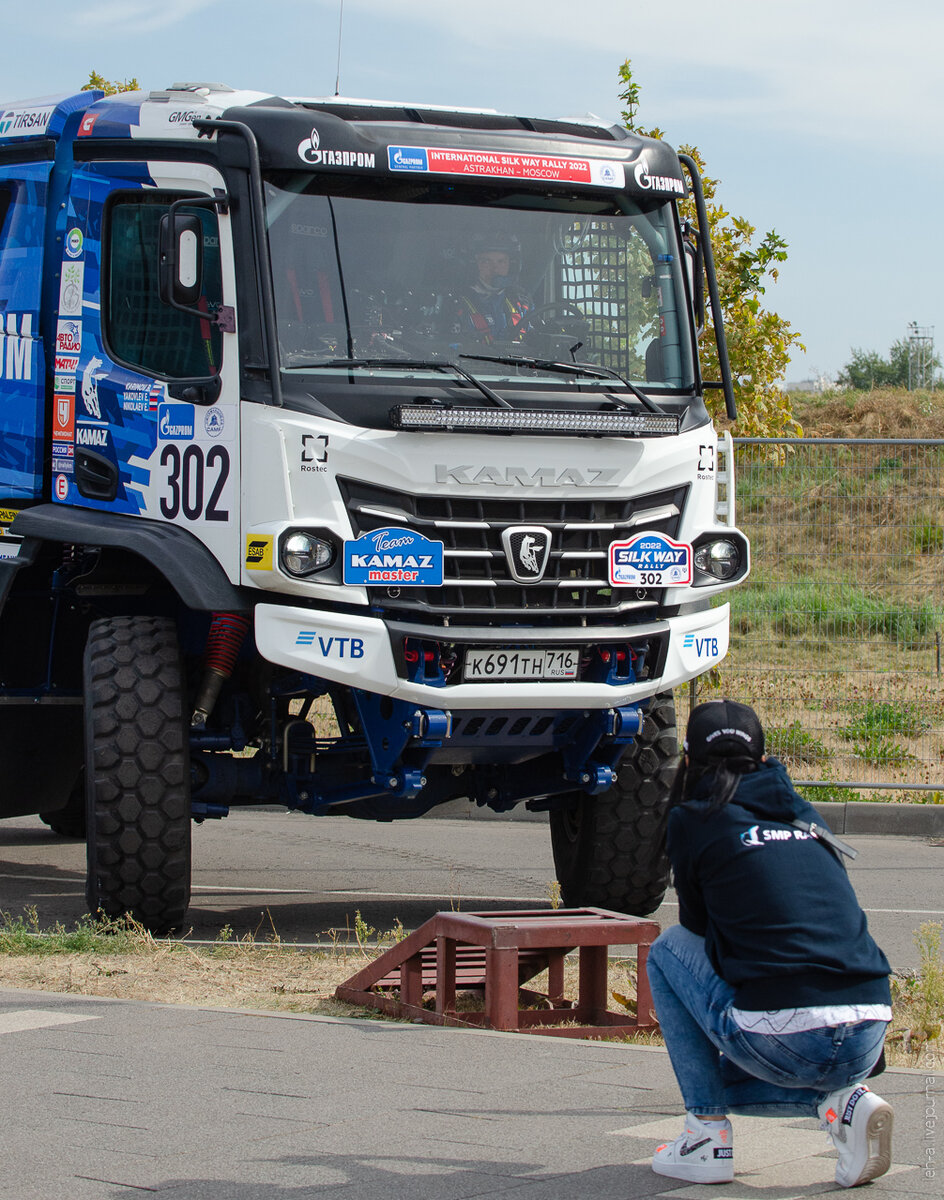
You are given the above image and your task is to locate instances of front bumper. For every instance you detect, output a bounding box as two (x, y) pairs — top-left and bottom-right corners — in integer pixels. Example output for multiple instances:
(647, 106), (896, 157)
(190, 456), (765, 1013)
(253, 602), (730, 710)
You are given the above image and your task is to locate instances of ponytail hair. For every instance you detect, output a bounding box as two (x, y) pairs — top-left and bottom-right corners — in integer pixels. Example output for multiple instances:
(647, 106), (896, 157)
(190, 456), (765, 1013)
(669, 751), (759, 814)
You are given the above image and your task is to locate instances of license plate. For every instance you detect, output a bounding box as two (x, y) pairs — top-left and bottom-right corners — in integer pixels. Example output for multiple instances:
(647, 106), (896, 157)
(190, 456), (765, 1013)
(462, 647), (579, 682)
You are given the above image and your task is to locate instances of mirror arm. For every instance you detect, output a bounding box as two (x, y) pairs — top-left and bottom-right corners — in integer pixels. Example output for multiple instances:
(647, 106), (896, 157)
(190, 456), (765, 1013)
(162, 193), (234, 331)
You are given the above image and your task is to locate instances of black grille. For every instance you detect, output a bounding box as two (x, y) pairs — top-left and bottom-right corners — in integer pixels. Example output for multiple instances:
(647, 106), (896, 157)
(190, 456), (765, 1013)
(339, 477), (688, 625)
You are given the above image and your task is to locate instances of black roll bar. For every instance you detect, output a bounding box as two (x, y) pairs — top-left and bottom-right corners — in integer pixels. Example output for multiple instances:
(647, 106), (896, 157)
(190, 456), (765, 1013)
(679, 153), (737, 420)
(194, 118), (283, 407)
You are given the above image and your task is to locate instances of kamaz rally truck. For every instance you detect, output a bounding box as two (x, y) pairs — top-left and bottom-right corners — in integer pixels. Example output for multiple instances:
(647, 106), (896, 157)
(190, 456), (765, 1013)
(0, 84), (749, 932)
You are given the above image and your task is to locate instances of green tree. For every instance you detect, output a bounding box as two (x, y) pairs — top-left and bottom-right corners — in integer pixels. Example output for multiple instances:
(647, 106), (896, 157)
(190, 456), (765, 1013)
(837, 340), (941, 390)
(82, 71), (139, 96)
(618, 61), (803, 438)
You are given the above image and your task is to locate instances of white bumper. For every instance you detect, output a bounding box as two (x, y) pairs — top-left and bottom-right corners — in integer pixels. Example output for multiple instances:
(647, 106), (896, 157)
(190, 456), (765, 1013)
(254, 602), (729, 711)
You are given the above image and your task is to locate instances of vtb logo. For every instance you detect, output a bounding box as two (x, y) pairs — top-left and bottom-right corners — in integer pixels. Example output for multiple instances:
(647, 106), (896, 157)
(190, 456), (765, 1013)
(501, 526), (551, 584)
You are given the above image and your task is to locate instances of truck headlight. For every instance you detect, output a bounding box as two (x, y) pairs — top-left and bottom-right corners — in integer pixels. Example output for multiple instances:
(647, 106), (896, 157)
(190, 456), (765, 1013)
(280, 531), (335, 577)
(694, 539), (740, 580)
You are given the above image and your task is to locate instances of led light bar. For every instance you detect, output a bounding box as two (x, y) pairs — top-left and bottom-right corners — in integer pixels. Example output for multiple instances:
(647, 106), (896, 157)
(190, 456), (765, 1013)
(390, 406), (680, 436)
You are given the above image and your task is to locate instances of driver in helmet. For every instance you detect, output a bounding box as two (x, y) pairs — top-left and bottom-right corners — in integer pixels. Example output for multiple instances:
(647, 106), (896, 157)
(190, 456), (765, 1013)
(454, 234), (531, 342)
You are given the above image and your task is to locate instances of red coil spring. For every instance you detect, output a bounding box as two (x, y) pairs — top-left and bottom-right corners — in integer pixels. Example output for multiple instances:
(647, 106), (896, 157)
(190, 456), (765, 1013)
(204, 612), (251, 677)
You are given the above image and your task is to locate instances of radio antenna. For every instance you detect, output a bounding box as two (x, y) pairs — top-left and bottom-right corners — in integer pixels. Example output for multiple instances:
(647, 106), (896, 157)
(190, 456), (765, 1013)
(334, 0), (345, 96)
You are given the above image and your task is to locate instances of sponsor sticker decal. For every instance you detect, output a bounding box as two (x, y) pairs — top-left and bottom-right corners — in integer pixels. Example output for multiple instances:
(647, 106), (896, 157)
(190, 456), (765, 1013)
(55, 320), (81, 355)
(77, 112), (100, 137)
(633, 154), (685, 195)
(608, 530), (692, 588)
(65, 228), (84, 259)
(343, 527), (444, 587)
(54, 474), (69, 500)
(75, 424), (108, 448)
(388, 145), (625, 187)
(0, 105), (54, 137)
(53, 394), (74, 441)
(0, 508), (20, 524)
(245, 535), (273, 571)
(58, 261), (84, 316)
(158, 403), (195, 440)
(297, 127), (377, 168)
(204, 408), (225, 437)
(295, 630), (366, 659)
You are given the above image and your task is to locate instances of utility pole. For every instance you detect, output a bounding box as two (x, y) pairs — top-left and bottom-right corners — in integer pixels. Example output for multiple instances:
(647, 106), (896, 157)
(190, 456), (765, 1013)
(906, 322), (935, 391)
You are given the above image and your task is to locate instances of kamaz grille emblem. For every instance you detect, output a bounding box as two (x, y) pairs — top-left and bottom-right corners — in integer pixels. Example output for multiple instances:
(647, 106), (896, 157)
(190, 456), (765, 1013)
(501, 526), (552, 584)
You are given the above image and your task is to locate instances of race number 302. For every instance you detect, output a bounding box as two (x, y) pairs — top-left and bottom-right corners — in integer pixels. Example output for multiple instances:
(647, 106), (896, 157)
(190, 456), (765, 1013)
(160, 444), (230, 522)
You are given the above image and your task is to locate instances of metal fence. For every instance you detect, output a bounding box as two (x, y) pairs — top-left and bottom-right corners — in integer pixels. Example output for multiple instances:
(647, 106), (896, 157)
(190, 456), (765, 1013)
(681, 437), (944, 796)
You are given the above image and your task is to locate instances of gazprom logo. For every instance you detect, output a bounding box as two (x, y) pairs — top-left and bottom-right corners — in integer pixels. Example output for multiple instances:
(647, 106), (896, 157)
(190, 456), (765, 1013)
(158, 403), (195, 440)
(388, 146), (428, 171)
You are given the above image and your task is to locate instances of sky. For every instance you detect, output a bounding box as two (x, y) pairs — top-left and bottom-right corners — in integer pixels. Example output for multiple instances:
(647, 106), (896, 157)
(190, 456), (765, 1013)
(5, 0), (942, 383)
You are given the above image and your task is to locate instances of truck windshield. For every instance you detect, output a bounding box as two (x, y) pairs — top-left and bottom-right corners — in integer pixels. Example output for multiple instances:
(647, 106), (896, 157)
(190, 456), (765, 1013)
(264, 175), (694, 391)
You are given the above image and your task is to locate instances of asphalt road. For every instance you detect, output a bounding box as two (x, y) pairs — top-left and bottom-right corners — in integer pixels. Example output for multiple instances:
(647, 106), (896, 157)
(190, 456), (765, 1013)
(0, 809), (941, 971)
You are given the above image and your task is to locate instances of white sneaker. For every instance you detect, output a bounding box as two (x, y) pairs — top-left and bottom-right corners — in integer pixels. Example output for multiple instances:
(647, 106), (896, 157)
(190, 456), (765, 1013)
(652, 1113), (734, 1183)
(819, 1084), (893, 1187)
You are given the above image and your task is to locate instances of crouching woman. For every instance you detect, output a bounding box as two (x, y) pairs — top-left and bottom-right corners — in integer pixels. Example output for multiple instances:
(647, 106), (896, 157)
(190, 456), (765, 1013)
(648, 699), (893, 1188)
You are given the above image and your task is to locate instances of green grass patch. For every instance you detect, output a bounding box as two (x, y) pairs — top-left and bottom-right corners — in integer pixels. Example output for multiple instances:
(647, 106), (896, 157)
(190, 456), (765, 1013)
(766, 721), (832, 766)
(795, 783), (866, 804)
(841, 701), (930, 741)
(730, 583), (937, 648)
(0, 907), (154, 956)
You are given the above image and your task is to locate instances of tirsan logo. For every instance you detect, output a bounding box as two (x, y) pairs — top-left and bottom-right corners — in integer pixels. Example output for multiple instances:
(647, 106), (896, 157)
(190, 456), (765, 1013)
(158, 403), (195, 439)
(633, 155), (685, 195)
(434, 464), (620, 487)
(0, 106), (53, 136)
(0, 313), (32, 382)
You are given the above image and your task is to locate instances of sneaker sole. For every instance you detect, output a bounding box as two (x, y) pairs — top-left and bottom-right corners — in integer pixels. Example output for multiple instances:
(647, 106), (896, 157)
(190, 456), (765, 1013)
(652, 1159), (734, 1185)
(838, 1103), (894, 1188)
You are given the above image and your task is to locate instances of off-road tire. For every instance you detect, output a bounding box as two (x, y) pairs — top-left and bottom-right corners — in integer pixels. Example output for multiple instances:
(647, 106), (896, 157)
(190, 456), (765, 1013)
(84, 616), (191, 934)
(549, 692), (677, 916)
(40, 771), (86, 838)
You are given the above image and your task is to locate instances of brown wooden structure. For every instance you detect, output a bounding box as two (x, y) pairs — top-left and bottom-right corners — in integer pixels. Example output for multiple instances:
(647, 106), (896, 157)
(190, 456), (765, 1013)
(335, 907), (660, 1038)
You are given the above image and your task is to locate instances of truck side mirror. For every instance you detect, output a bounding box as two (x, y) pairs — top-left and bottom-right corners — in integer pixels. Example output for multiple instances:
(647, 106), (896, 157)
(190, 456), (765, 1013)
(681, 224), (705, 337)
(159, 212), (204, 307)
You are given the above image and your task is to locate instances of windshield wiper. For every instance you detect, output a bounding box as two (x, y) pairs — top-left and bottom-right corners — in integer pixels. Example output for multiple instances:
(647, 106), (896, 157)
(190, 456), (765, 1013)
(459, 352), (666, 415)
(317, 357), (512, 408)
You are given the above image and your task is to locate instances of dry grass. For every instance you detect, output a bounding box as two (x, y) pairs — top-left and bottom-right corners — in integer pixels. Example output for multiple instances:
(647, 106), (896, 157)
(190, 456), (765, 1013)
(0, 914), (937, 1067)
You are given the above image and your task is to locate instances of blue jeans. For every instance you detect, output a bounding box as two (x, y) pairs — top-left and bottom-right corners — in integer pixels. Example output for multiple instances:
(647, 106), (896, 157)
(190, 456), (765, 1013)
(647, 925), (887, 1118)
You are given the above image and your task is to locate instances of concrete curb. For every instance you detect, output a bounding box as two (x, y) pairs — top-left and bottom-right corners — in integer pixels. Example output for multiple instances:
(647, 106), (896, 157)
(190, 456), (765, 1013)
(815, 800), (944, 837)
(428, 797), (944, 836)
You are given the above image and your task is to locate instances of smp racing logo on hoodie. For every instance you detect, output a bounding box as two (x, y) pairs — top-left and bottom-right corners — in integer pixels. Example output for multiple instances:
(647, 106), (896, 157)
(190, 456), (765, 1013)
(741, 824), (812, 848)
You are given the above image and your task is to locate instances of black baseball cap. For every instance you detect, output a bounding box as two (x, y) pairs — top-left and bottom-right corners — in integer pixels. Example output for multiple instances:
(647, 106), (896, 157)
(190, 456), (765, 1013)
(684, 699), (765, 762)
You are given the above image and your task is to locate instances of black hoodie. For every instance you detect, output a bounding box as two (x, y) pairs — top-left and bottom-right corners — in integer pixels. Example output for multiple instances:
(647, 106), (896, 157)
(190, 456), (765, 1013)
(668, 758), (891, 1010)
